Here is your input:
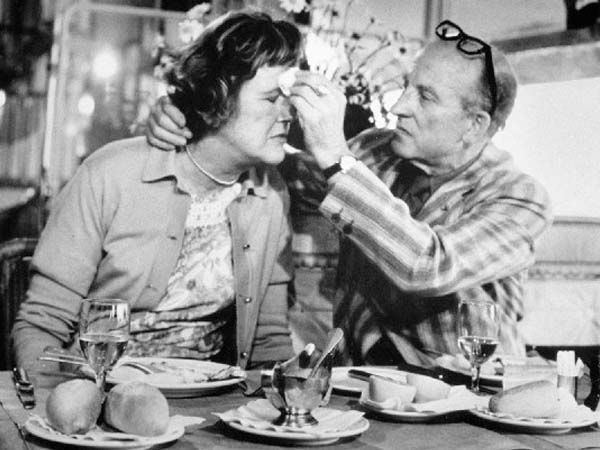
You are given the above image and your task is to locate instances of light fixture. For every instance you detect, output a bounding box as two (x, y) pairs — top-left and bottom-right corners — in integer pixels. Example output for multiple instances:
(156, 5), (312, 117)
(77, 93), (95, 116)
(92, 49), (119, 80)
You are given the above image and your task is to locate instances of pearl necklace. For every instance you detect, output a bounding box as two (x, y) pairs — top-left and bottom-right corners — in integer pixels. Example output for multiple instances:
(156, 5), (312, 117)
(185, 145), (240, 186)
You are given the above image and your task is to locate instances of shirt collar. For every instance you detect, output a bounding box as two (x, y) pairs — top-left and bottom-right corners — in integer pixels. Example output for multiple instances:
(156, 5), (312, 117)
(141, 146), (268, 198)
(399, 148), (484, 194)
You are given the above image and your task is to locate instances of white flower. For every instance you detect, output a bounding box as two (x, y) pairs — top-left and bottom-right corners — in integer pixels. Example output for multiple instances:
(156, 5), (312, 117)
(179, 19), (205, 44)
(305, 32), (341, 80)
(186, 3), (211, 20)
(279, 0), (309, 14)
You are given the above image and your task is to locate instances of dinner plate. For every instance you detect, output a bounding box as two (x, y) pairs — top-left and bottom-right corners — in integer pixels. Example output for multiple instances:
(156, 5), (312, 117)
(359, 398), (466, 423)
(24, 416), (184, 449)
(107, 357), (245, 398)
(331, 366), (406, 395)
(224, 417), (369, 446)
(470, 407), (599, 434)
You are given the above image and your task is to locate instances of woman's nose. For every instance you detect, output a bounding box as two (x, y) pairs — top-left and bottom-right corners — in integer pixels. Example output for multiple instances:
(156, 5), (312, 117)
(278, 97), (295, 122)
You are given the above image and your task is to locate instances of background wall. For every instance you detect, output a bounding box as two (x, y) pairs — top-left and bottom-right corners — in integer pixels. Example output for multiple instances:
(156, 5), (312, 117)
(494, 75), (600, 218)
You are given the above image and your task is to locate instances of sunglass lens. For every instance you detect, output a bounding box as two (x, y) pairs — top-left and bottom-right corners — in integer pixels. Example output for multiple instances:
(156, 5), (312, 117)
(437, 22), (460, 39)
(458, 38), (485, 55)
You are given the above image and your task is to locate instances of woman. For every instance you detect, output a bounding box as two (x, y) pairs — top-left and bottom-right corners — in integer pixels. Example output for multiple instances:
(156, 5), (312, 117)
(12, 11), (303, 370)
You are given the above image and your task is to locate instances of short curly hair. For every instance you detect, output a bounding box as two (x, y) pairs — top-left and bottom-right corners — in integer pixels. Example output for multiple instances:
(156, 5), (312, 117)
(166, 10), (303, 142)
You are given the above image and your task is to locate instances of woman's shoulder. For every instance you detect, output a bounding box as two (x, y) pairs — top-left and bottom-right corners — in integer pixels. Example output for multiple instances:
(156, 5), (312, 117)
(82, 136), (150, 172)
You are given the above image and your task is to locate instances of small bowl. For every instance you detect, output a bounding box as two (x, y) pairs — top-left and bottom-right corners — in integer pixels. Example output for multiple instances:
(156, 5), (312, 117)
(268, 362), (332, 427)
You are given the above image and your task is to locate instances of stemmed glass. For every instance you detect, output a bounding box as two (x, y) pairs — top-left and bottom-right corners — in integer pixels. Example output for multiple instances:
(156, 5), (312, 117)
(79, 298), (130, 391)
(457, 300), (499, 393)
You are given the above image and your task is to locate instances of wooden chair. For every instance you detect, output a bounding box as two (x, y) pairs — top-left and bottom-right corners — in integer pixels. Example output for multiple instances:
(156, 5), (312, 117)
(0, 238), (37, 370)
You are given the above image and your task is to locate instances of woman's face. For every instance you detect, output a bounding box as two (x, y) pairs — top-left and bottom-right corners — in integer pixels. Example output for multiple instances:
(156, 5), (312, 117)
(216, 65), (294, 168)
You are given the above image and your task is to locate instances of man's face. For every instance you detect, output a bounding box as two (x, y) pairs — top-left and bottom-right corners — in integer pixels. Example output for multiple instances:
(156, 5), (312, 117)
(217, 65), (293, 168)
(389, 42), (480, 168)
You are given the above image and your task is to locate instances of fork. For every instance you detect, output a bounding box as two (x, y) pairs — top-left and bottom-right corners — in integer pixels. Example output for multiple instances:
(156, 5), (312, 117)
(117, 361), (165, 374)
(15, 422), (32, 450)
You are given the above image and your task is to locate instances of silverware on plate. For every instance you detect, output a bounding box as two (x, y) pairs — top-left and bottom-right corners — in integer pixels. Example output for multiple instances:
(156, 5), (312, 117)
(12, 367), (35, 409)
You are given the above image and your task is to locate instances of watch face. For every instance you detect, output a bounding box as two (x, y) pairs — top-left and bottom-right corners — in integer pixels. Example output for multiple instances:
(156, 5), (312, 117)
(339, 155), (357, 171)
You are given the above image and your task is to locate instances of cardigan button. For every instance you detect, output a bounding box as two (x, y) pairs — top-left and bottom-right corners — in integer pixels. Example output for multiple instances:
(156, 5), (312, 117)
(240, 352), (249, 359)
(243, 243), (251, 250)
(244, 297), (252, 304)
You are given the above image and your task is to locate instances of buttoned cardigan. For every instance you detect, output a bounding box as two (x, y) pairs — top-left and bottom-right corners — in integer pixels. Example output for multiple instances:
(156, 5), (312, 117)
(12, 137), (294, 369)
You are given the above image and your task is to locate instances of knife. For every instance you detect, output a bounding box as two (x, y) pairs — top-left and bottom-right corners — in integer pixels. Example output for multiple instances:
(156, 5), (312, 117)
(348, 364), (499, 394)
(12, 367), (36, 409)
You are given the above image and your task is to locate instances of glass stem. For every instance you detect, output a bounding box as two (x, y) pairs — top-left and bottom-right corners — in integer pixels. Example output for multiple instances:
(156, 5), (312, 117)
(95, 368), (107, 392)
(471, 363), (481, 393)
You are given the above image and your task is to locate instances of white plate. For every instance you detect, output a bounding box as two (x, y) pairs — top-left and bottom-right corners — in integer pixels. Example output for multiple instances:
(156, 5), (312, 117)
(224, 417), (369, 446)
(331, 366), (407, 395)
(107, 357), (245, 398)
(359, 398), (464, 423)
(24, 416), (184, 449)
(470, 407), (598, 434)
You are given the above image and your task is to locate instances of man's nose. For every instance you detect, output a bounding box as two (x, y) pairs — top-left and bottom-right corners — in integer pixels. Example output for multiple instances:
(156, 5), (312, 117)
(390, 88), (413, 117)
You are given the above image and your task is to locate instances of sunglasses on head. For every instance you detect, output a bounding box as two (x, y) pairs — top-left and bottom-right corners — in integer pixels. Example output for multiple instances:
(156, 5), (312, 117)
(435, 20), (497, 116)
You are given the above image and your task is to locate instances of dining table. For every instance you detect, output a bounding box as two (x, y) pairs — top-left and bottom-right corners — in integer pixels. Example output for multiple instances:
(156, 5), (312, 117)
(1, 367), (600, 450)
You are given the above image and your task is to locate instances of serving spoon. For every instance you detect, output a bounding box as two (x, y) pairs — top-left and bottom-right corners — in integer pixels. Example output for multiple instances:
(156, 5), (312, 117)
(309, 328), (344, 378)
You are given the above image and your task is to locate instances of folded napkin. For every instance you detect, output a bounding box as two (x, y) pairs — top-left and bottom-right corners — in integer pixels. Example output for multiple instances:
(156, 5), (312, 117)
(29, 414), (205, 442)
(214, 399), (365, 437)
(361, 385), (489, 414)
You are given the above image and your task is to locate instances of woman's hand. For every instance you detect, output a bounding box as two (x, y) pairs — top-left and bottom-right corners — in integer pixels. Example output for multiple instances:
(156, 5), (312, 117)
(145, 96), (192, 150)
(288, 71), (350, 169)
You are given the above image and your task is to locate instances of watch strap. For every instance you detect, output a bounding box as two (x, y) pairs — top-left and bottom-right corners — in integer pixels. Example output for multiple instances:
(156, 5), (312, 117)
(322, 162), (342, 180)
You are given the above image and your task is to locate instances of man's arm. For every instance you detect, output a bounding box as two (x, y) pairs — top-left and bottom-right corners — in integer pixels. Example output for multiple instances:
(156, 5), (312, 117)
(319, 161), (552, 296)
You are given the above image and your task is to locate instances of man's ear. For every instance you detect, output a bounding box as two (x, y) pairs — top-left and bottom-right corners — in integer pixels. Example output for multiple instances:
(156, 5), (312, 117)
(463, 110), (491, 146)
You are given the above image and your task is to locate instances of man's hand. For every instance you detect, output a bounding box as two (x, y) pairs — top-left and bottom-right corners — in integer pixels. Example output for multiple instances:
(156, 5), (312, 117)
(145, 96), (193, 150)
(288, 71), (351, 170)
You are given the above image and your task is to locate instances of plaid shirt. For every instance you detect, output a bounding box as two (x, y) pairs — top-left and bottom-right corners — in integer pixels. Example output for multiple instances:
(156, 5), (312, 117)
(319, 129), (552, 365)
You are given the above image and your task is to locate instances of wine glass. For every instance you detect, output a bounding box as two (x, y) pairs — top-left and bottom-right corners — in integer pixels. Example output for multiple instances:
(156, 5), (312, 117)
(457, 300), (499, 393)
(79, 298), (130, 391)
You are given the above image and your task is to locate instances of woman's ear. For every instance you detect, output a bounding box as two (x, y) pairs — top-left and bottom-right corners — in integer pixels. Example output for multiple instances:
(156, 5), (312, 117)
(463, 110), (491, 146)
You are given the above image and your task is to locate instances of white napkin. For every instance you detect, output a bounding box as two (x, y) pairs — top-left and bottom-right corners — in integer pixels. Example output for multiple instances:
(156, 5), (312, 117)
(361, 385), (489, 414)
(214, 399), (365, 437)
(278, 67), (299, 97)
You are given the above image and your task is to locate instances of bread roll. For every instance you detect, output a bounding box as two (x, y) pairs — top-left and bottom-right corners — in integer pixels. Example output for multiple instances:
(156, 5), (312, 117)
(368, 375), (416, 403)
(405, 373), (451, 403)
(489, 380), (560, 418)
(104, 382), (169, 436)
(46, 379), (103, 434)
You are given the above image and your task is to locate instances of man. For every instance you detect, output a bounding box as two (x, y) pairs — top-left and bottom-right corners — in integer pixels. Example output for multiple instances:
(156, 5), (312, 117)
(146, 20), (552, 366)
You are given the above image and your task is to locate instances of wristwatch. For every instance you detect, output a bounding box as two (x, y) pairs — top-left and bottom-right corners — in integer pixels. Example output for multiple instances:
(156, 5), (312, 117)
(323, 155), (357, 180)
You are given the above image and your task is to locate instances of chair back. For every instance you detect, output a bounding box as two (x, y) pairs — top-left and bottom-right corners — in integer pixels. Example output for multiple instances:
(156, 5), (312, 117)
(0, 238), (37, 370)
